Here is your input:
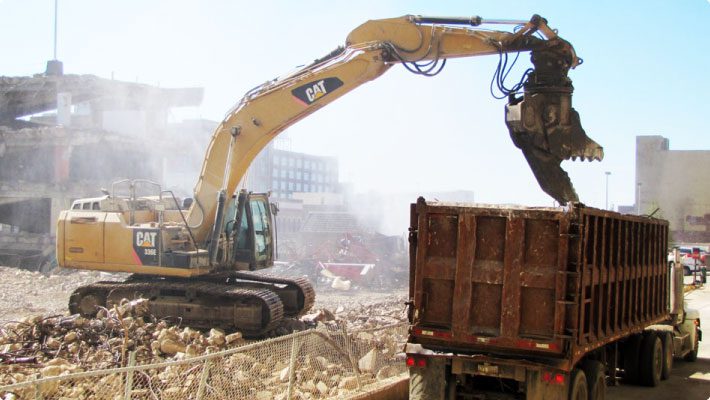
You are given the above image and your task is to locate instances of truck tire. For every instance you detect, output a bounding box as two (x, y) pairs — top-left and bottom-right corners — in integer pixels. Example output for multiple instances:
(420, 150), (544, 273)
(684, 327), (699, 362)
(659, 332), (673, 380)
(622, 334), (642, 384)
(582, 360), (606, 400)
(568, 368), (588, 400)
(409, 358), (446, 400)
(639, 333), (663, 387)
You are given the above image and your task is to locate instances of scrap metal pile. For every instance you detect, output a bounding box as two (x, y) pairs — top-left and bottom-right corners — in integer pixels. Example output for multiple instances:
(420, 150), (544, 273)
(275, 233), (409, 291)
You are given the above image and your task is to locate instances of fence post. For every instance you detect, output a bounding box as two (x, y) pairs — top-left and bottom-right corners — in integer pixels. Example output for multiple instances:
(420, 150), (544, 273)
(123, 351), (137, 400)
(341, 324), (361, 390)
(196, 358), (211, 399)
(287, 335), (300, 399)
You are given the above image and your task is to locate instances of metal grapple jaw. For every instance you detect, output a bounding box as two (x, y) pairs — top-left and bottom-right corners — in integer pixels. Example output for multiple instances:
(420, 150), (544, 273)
(506, 92), (603, 205)
(505, 42), (603, 205)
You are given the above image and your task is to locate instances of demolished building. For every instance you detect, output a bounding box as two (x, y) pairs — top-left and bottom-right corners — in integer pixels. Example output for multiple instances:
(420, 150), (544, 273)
(0, 65), (205, 270)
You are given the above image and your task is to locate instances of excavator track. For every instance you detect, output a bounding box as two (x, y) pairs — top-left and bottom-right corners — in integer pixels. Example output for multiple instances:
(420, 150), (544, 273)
(68, 279), (284, 337)
(207, 271), (316, 318)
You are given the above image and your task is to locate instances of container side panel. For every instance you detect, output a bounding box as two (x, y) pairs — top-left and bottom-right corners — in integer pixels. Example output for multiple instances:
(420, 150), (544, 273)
(523, 219), (559, 266)
(519, 287), (555, 337)
(422, 278), (454, 327)
(474, 216), (506, 262)
(470, 282), (503, 336)
(420, 213), (458, 329)
(570, 208), (670, 367)
(469, 216), (507, 336)
(518, 219), (559, 339)
(428, 214), (458, 258)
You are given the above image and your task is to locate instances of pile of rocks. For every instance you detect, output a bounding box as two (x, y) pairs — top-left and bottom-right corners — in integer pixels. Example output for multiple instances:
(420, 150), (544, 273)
(0, 268), (409, 399)
(0, 299), (245, 386)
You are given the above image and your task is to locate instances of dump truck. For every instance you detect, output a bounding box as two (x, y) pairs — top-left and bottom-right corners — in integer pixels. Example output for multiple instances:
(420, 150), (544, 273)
(405, 198), (702, 399)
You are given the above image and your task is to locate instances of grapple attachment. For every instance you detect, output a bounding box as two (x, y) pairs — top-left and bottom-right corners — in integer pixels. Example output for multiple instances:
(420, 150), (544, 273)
(505, 39), (603, 205)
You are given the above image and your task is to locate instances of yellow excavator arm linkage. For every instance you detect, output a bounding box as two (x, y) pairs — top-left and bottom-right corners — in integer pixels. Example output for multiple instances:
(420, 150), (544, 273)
(187, 14), (603, 244)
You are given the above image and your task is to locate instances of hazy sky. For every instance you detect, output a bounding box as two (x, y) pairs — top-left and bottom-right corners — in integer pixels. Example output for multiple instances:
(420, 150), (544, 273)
(2, 0), (709, 210)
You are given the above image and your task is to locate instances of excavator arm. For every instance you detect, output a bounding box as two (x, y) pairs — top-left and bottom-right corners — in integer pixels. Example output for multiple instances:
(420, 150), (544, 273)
(187, 14), (603, 246)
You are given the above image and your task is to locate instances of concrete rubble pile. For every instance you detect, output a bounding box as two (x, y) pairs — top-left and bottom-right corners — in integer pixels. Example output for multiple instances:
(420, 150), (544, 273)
(0, 299), (246, 384)
(0, 269), (409, 399)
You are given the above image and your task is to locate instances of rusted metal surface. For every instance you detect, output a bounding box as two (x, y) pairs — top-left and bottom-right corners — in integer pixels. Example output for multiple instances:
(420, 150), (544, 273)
(409, 198), (669, 371)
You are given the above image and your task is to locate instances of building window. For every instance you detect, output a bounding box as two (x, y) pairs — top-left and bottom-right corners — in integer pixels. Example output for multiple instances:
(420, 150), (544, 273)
(289, 170), (294, 179)
(288, 182), (294, 190)
(296, 183), (302, 191)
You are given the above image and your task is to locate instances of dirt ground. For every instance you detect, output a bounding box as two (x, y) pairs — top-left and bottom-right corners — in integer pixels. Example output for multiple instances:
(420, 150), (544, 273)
(0, 267), (126, 322)
(0, 266), (408, 324)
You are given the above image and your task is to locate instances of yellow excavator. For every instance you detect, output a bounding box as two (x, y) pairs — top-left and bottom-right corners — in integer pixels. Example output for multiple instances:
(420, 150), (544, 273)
(56, 14), (603, 337)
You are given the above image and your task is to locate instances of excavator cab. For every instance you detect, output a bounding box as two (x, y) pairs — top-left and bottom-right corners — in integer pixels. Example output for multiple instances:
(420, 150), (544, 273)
(224, 191), (275, 271)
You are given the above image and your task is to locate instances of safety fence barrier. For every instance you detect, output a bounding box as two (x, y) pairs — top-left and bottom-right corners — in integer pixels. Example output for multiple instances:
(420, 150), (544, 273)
(1, 322), (409, 399)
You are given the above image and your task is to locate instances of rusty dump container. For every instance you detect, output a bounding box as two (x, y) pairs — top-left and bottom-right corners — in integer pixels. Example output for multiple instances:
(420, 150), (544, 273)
(408, 198), (669, 369)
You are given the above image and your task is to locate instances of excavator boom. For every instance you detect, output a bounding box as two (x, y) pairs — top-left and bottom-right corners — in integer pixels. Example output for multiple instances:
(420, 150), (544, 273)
(187, 14), (602, 248)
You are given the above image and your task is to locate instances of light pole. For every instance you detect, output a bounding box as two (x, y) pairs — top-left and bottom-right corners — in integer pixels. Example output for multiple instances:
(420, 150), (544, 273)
(605, 171), (611, 210)
(53, 0), (58, 60)
(637, 182), (642, 215)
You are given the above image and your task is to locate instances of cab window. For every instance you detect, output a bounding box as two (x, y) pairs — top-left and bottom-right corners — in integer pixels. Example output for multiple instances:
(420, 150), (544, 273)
(250, 199), (271, 261)
(235, 207), (249, 250)
(92, 202), (100, 210)
(72, 203), (80, 210)
(82, 203), (91, 210)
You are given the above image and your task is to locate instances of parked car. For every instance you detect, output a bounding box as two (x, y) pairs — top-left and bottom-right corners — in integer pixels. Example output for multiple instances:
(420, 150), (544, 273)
(668, 251), (702, 275)
(679, 246), (707, 264)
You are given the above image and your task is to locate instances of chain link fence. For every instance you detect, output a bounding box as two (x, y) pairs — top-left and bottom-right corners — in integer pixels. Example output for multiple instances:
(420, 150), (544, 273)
(1, 322), (408, 399)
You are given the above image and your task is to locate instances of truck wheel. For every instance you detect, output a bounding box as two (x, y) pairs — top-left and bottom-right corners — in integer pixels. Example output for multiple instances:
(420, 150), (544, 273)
(639, 333), (663, 387)
(622, 334), (642, 384)
(568, 368), (588, 400)
(659, 332), (673, 379)
(582, 360), (606, 400)
(684, 327), (699, 362)
(409, 358), (446, 400)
